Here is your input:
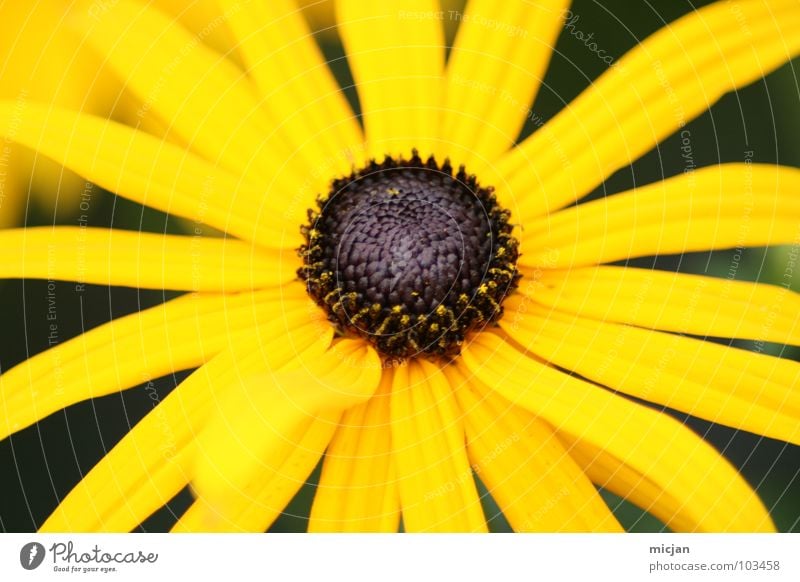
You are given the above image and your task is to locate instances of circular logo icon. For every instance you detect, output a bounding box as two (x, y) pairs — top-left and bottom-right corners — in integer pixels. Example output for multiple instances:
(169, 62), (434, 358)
(19, 542), (46, 570)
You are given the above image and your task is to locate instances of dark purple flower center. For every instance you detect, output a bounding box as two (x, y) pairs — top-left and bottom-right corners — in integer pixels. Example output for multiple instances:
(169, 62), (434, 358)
(298, 152), (519, 360)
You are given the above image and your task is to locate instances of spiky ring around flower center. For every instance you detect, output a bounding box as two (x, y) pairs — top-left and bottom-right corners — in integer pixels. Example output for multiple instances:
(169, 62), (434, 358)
(298, 151), (520, 361)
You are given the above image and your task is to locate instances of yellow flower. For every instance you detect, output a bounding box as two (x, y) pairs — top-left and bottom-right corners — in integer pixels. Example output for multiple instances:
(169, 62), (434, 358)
(1, 0), (799, 532)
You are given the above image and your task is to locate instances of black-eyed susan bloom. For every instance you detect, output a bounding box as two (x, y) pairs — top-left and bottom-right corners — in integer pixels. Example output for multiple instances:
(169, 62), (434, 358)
(1, 0), (799, 532)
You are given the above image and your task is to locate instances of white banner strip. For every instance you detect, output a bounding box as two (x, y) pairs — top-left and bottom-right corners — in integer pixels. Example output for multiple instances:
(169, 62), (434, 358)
(0, 533), (797, 581)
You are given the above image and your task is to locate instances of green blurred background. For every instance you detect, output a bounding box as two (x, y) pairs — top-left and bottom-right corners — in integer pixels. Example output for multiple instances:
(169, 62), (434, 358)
(1, 0), (798, 532)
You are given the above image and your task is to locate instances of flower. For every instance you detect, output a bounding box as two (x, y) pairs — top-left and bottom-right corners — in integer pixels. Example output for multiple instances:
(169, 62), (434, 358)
(1, 0), (799, 532)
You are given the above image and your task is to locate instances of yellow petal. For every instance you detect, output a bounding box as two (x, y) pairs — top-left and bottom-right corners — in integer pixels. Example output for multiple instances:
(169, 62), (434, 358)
(448, 366), (622, 532)
(520, 165), (800, 268)
(502, 295), (800, 445)
(74, 0), (285, 181)
(0, 287), (309, 440)
(563, 436), (696, 532)
(442, 0), (569, 168)
(310, 369), (400, 532)
(521, 265), (800, 346)
(0, 227), (287, 291)
(0, 169), (24, 228)
(40, 308), (331, 532)
(174, 411), (339, 532)
(0, 1), (121, 226)
(498, 0), (800, 221)
(0, 103), (298, 249)
(337, 0), (444, 159)
(391, 360), (487, 532)
(461, 333), (774, 531)
(190, 339), (382, 526)
(155, 0), (239, 58)
(0, 1), (116, 113)
(219, 0), (364, 192)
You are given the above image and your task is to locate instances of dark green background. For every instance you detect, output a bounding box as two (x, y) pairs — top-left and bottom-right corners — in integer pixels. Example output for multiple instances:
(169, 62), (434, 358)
(1, 0), (798, 532)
